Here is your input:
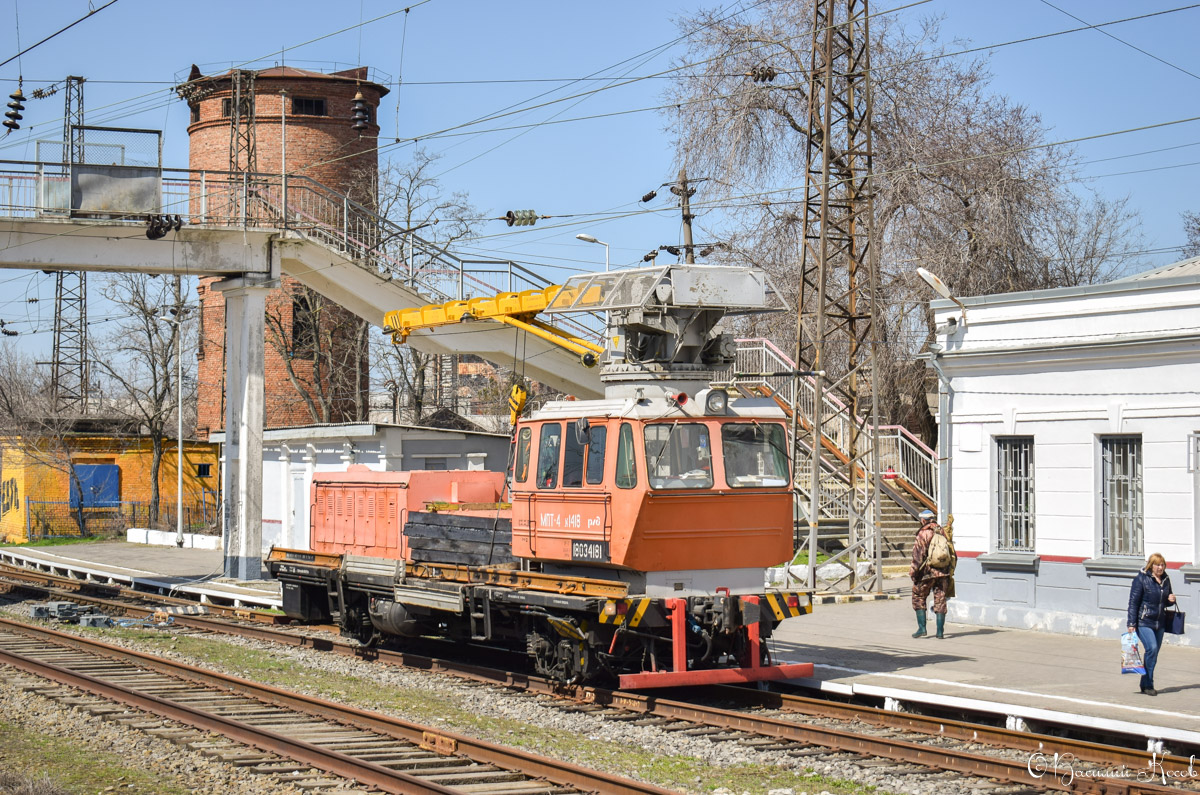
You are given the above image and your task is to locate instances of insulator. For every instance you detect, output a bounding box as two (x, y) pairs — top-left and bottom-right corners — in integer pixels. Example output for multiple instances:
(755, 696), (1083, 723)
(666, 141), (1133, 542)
(351, 90), (370, 131)
(669, 185), (682, 196)
(663, 245), (680, 256)
(641, 190), (657, 203)
(504, 209), (537, 227)
(642, 250), (658, 262)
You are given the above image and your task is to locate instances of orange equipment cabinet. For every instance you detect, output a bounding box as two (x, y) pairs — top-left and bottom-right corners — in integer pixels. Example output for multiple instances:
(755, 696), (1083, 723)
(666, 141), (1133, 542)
(309, 466), (506, 560)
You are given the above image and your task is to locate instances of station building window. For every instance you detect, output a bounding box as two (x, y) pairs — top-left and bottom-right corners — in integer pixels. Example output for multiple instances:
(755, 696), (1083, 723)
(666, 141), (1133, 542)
(995, 437), (1034, 552)
(196, 463), (212, 479)
(1100, 435), (1143, 557)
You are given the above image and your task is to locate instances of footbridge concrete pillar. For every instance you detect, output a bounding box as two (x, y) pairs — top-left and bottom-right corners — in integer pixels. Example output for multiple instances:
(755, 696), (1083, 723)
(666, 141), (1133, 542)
(215, 276), (277, 580)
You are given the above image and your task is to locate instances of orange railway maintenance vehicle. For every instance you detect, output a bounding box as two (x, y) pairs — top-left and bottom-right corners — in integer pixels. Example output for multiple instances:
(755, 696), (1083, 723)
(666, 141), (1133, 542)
(267, 264), (814, 688)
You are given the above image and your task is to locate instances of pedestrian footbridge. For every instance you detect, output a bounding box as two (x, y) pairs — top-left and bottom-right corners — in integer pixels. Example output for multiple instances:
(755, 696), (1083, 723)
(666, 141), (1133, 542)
(0, 159), (602, 578)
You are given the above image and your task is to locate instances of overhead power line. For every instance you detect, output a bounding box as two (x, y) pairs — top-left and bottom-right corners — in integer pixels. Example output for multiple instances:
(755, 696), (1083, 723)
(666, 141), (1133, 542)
(0, 0), (121, 70)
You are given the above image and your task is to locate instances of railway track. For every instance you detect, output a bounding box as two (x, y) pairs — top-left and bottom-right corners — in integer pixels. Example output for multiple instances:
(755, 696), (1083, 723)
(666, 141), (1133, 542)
(0, 616), (669, 795)
(3, 565), (1197, 793)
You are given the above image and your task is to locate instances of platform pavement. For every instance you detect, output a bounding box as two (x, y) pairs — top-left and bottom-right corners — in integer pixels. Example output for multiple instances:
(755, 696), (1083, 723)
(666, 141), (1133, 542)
(770, 595), (1200, 750)
(0, 541), (280, 609)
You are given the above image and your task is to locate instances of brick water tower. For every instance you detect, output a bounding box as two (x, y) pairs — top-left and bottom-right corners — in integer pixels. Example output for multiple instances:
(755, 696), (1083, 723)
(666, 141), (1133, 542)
(179, 65), (388, 438)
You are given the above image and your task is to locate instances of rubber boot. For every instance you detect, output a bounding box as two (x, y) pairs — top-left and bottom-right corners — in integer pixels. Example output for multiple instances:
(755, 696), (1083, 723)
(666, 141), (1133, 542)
(912, 610), (927, 638)
(935, 613), (946, 639)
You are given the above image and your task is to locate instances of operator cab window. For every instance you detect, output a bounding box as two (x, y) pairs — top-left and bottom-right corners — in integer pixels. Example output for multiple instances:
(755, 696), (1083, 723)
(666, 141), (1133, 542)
(722, 422), (790, 487)
(536, 423), (562, 489)
(586, 426), (607, 485)
(644, 422), (713, 489)
(563, 425), (585, 487)
(615, 423), (637, 489)
(514, 427), (532, 483)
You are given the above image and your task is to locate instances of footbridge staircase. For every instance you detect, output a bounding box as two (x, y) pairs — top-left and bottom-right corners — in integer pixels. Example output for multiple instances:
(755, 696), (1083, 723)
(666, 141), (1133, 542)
(717, 338), (937, 577)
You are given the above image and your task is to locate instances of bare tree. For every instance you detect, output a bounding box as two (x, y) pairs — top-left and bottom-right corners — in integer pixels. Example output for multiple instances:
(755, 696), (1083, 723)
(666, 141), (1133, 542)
(364, 149), (484, 425)
(1184, 211), (1200, 259)
(665, 5), (1144, 438)
(264, 283), (371, 425)
(90, 274), (194, 526)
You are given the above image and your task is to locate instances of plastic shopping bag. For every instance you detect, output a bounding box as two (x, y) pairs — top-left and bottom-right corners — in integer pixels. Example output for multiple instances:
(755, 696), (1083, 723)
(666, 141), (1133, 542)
(1121, 631), (1146, 675)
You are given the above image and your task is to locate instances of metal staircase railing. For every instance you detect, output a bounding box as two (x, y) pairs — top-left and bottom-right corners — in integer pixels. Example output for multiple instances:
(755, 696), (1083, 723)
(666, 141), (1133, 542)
(723, 338), (937, 512)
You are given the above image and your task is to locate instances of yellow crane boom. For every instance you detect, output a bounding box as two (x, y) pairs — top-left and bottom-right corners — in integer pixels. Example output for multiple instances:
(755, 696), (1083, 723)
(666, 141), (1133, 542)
(383, 284), (606, 367)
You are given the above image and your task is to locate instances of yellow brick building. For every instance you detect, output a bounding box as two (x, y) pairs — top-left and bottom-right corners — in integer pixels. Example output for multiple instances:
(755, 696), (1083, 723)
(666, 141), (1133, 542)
(0, 434), (219, 543)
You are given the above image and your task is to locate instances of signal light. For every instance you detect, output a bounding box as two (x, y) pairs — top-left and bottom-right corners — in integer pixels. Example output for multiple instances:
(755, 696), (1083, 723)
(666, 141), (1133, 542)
(351, 91), (369, 131)
(504, 209), (538, 227)
(786, 595), (801, 608)
(4, 88), (25, 133)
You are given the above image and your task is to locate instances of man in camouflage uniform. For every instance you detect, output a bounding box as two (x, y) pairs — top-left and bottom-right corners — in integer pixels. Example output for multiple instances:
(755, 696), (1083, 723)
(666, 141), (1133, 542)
(910, 510), (955, 638)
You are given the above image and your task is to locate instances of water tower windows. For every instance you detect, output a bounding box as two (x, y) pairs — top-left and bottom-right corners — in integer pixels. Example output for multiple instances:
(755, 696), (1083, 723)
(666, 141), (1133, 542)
(220, 96), (254, 118)
(189, 104), (200, 124)
(291, 97), (327, 116)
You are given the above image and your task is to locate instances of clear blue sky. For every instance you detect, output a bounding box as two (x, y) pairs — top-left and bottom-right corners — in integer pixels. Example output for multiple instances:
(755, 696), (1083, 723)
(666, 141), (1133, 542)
(0, 0), (1196, 353)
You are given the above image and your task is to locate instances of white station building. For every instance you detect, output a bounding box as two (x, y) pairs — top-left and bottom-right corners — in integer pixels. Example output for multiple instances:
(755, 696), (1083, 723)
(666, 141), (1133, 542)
(928, 257), (1200, 646)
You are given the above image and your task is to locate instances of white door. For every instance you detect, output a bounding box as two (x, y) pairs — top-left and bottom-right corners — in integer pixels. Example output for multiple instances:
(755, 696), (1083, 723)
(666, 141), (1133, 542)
(290, 468), (310, 550)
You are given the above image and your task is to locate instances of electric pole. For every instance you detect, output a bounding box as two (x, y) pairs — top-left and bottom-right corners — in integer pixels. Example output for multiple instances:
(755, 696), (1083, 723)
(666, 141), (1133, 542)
(675, 168), (697, 264)
(792, 0), (881, 593)
(51, 75), (89, 414)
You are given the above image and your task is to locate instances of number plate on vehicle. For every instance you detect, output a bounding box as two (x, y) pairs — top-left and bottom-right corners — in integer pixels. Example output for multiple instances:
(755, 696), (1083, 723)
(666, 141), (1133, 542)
(571, 540), (609, 562)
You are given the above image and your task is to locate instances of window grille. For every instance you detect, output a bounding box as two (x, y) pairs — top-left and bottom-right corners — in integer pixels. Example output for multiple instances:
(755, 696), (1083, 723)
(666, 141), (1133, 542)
(291, 97), (327, 116)
(996, 437), (1034, 551)
(1101, 435), (1143, 557)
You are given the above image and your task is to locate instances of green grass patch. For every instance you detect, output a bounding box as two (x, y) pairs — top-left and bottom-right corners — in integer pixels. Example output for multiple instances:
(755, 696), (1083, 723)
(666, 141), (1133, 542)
(1, 536), (100, 548)
(79, 629), (894, 794)
(0, 720), (190, 795)
(787, 550), (832, 566)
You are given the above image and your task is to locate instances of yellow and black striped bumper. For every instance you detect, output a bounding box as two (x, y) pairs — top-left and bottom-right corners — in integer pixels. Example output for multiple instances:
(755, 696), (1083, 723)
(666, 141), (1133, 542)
(598, 597), (653, 627)
(764, 591), (812, 621)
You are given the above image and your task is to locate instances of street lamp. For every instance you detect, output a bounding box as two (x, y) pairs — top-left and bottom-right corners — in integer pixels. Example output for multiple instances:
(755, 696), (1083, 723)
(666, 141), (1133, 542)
(916, 267), (966, 527)
(157, 310), (186, 548)
(917, 267), (967, 326)
(575, 233), (609, 272)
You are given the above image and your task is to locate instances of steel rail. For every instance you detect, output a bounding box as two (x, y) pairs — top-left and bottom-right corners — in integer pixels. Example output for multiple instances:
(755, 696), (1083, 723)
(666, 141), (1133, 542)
(0, 645), (458, 795)
(0, 617), (672, 795)
(5, 576), (1193, 791)
(709, 684), (1196, 779)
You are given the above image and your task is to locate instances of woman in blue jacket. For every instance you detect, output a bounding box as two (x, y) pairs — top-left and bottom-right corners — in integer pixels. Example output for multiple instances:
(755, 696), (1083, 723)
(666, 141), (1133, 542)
(1127, 552), (1176, 696)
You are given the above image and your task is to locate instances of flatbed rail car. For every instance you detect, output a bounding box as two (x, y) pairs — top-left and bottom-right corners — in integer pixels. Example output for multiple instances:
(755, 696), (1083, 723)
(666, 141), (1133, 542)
(267, 544), (812, 689)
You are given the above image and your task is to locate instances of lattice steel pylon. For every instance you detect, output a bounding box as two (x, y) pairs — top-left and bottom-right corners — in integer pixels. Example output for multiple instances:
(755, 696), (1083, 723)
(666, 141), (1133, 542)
(51, 76), (89, 414)
(228, 69), (257, 218)
(792, 0), (881, 592)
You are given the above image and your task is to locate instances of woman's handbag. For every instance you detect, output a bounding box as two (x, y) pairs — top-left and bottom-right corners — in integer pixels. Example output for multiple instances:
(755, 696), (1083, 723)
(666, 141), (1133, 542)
(1166, 609), (1186, 635)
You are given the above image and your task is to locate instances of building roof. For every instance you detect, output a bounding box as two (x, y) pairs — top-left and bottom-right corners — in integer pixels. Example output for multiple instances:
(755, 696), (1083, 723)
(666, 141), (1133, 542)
(1113, 255), (1200, 282)
(182, 64), (389, 97)
(207, 421), (507, 444)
